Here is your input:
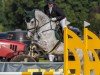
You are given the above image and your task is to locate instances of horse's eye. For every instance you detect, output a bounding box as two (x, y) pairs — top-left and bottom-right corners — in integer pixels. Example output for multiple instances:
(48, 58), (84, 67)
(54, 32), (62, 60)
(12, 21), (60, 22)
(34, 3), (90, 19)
(31, 21), (34, 24)
(25, 17), (30, 22)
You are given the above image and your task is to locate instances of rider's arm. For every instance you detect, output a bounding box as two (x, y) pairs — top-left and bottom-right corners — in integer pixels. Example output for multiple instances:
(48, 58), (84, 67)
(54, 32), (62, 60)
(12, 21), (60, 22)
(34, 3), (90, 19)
(44, 5), (49, 16)
(54, 5), (66, 21)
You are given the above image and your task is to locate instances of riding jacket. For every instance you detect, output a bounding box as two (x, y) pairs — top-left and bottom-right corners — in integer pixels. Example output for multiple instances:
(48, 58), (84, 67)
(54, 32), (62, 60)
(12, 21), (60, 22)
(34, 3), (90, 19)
(44, 4), (66, 21)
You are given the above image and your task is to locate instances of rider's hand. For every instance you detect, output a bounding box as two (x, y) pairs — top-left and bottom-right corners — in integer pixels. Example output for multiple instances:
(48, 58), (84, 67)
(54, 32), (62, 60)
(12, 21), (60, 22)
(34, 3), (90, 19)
(51, 18), (57, 21)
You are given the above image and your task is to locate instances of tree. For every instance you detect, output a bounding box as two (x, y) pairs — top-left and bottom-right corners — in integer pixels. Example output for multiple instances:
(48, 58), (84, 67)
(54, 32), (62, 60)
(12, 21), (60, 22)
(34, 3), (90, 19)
(89, 6), (100, 35)
(0, 0), (99, 33)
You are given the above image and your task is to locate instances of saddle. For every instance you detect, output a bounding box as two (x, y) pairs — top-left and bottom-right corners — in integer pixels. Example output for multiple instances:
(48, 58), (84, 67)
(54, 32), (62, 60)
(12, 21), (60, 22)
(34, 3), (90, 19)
(55, 23), (63, 42)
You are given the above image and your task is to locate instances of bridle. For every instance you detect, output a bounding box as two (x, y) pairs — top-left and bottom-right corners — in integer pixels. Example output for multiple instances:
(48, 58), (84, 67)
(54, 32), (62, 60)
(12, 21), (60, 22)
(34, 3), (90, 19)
(25, 9), (39, 36)
(26, 9), (61, 53)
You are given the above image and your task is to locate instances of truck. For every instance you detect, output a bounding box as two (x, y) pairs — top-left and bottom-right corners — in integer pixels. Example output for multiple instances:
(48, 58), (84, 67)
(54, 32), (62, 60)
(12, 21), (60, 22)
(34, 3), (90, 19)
(0, 39), (36, 62)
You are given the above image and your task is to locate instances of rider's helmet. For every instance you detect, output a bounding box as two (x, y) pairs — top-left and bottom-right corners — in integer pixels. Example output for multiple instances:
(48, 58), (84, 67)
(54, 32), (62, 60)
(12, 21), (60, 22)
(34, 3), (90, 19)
(46, 0), (55, 4)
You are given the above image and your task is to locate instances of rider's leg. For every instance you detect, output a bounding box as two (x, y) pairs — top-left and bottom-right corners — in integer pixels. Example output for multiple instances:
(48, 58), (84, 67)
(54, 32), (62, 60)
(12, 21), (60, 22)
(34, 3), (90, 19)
(60, 18), (67, 30)
(59, 18), (67, 41)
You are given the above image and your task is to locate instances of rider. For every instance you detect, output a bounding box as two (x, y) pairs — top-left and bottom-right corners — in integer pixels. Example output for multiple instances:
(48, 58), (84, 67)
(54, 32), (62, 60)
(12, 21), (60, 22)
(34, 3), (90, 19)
(44, 0), (66, 61)
(44, 0), (67, 29)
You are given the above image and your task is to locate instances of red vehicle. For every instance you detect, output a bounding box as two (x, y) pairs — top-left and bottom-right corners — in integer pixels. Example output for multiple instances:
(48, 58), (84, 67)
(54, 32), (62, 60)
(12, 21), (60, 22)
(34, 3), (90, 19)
(0, 39), (36, 62)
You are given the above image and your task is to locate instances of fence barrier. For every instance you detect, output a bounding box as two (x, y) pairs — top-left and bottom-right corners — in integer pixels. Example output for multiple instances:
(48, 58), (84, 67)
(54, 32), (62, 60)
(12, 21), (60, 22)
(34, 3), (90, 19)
(64, 27), (100, 75)
(0, 72), (64, 75)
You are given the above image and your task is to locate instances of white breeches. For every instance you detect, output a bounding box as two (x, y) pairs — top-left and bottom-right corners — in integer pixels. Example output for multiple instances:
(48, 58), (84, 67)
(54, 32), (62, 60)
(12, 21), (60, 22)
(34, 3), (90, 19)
(60, 18), (67, 29)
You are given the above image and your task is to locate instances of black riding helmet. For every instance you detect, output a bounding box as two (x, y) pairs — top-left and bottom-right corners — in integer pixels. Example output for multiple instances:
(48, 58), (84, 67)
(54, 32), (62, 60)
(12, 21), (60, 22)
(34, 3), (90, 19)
(46, 0), (55, 4)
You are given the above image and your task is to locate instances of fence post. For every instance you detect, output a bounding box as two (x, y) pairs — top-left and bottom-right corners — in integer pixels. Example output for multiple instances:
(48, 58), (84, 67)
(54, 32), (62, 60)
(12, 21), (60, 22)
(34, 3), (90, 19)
(64, 27), (68, 75)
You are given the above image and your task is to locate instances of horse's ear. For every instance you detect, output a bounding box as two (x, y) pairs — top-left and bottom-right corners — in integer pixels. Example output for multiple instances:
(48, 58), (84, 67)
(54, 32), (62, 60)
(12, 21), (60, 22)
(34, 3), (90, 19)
(24, 10), (28, 15)
(24, 10), (28, 21)
(32, 9), (35, 14)
(24, 9), (31, 15)
(32, 9), (35, 12)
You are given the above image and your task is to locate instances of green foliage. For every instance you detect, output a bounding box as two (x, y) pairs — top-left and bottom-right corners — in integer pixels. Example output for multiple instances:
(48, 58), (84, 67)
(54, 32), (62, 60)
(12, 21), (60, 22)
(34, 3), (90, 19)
(0, 0), (99, 33)
(0, 23), (5, 32)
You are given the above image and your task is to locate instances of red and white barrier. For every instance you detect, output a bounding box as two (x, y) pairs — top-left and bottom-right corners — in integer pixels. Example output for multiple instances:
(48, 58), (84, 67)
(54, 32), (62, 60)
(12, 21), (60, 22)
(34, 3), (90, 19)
(0, 72), (31, 75)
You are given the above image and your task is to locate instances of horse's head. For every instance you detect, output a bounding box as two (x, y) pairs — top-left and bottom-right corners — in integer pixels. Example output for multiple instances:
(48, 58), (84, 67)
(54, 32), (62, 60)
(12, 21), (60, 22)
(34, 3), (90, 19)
(25, 9), (62, 52)
(25, 9), (50, 38)
(25, 10), (37, 37)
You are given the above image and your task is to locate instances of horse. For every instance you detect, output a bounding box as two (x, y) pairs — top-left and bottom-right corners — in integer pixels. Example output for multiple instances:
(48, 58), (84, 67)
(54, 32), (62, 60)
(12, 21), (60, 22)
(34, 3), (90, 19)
(25, 9), (64, 55)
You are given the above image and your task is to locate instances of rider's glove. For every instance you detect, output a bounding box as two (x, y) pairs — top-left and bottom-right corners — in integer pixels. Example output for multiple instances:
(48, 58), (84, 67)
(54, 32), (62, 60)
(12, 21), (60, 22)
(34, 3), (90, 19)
(51, 18), (57, 21)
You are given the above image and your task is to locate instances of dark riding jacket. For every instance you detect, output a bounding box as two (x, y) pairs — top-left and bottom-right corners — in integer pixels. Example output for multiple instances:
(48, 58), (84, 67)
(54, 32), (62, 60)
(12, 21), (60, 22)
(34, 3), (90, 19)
(44, 4), (66, 21)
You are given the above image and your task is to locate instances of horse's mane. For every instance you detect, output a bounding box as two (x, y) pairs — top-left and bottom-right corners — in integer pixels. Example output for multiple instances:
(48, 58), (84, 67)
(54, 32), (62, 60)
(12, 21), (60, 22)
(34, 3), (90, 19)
(35, 9), (50, 25)
(35, 9), (49, 18)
